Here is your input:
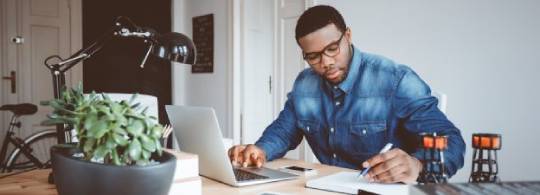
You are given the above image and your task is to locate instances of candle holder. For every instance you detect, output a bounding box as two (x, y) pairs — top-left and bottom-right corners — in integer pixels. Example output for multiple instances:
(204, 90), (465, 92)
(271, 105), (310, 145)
(418, 132), (448, 184)
(469, 133), (501, 183)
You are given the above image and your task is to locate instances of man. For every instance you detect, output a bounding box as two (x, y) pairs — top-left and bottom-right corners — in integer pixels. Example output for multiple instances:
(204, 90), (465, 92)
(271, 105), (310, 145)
(228, 5), (465, 184)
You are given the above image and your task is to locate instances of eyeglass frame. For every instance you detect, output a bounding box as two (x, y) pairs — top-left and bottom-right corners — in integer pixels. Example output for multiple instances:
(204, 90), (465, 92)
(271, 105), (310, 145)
(302, 30), (347, 65)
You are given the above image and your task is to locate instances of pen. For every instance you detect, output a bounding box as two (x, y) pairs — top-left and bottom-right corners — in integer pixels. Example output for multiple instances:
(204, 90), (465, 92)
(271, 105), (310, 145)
(358, 143), (393, 178)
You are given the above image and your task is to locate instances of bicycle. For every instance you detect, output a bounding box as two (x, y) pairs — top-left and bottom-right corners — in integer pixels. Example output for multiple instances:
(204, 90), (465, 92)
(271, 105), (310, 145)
(0, 103), (57, 173)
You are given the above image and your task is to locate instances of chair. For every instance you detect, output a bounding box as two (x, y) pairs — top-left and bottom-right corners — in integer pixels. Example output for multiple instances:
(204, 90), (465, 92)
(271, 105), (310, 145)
(431, 91), (447, 114)
(105, 93), (160, 120)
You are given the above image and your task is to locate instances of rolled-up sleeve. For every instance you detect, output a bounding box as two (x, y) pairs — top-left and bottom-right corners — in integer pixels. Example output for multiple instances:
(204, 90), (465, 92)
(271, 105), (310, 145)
(392, 67), (466, 177)
(255, 93), (304, 161)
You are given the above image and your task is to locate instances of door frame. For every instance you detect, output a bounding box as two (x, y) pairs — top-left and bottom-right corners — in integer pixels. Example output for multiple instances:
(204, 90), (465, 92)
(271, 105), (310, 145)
(0, 0), (5, 130)
(0, 0), (82, 133)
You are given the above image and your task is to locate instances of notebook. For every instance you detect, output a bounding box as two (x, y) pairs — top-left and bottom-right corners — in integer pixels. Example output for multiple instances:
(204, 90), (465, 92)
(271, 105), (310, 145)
(306, 171), (411, 195)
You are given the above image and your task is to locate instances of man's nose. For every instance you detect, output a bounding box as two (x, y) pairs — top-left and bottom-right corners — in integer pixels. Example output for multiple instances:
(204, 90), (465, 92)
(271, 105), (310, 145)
(320, 54), (335, 69)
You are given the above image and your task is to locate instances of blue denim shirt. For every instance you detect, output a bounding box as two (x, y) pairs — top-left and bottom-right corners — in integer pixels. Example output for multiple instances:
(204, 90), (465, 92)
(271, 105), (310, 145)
(255, 46), (465, 177)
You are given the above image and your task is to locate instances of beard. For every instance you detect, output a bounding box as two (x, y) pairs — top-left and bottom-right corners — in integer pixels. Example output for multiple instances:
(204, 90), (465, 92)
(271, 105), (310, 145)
(323, 66), (348, 84)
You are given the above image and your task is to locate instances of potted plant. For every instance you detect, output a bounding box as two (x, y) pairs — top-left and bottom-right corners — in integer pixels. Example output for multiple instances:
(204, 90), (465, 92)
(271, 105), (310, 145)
(42, 84), (175, 195)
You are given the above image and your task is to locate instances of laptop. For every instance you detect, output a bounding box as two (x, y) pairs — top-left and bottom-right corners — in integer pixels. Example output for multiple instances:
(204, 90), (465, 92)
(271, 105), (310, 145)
(165, 105), (298, 187)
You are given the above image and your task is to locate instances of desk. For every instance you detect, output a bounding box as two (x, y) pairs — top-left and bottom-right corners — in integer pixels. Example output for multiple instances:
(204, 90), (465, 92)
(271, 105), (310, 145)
(0, 158), (352, 195)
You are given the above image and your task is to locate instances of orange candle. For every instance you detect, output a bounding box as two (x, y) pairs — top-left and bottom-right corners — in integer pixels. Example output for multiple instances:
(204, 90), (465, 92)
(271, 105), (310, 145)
(472, 134), (501, 150)
(423, 136), (434, 149)
(473, 135), (480, 148)
(434, 136), (448, 150)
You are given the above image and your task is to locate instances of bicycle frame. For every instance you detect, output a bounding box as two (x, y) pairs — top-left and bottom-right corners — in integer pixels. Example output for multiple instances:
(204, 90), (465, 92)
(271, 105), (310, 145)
(0, 115), (45, 172)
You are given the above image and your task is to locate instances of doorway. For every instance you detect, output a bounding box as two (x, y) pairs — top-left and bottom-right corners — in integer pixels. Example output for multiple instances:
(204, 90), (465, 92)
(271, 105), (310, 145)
(234, 0), (317, 162)
(0, 0), (82, 145)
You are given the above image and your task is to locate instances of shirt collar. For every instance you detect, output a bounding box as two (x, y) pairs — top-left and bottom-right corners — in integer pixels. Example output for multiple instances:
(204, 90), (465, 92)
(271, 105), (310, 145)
(325, 45), (362, 94)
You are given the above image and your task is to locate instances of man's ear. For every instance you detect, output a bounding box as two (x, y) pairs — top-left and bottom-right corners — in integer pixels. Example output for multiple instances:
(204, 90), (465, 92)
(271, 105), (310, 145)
(345, 28), (352, 44)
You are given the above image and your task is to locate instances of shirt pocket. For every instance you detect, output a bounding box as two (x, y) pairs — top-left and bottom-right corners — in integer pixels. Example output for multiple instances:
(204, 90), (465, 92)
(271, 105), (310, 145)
(348, 121), (387, 155)
(297, 119), (320, 136)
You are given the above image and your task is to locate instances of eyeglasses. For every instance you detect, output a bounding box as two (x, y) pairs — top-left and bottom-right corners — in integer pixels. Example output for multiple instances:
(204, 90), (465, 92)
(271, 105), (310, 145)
(303, 32), (345, 65)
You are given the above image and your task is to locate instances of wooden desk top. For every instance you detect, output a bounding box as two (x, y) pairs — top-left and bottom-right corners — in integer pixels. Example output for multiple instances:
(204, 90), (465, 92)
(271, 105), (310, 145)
(0, 159), (353, 195)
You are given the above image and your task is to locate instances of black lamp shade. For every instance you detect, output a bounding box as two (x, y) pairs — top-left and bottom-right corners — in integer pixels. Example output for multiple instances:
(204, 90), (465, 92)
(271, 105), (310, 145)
(152, 32), (196, 64)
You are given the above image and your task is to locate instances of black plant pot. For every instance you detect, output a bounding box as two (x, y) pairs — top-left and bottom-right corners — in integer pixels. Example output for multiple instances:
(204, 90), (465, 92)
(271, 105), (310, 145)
(51, 144), (176, 195)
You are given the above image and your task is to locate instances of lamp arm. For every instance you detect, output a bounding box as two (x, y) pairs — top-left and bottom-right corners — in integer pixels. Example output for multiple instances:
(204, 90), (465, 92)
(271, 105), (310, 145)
(48, 16), (152, 73)
(57, 26), (120, 73)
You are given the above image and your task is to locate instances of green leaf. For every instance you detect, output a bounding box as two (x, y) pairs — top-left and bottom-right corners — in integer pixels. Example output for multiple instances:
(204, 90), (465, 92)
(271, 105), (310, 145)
(114, 113), (127, 126)
(84, 112), (98, 131)
(83, 138), (96, 153)
(113, 127), (127, 136)
(126, 114), (144, 120)
(93, 145), (109, 159)
(150, 126), (162, 139)
(111, 103), (122, 114)
(90, 120), (108, 139)
(97, 105), (111, 115)
(102, 93), (112, 102)
(49, 100), (65, 110)
(128, 138), (142, 161)
(105, 134), (117, 149)
(126, 120), (144, 136)
(111, 149), (122, 166)
(155, 138), (162, 156)
(112, 133), (128, 146)
(141, 107), (149, 115)
(128, 94), (138, 105)
(130, 103), (141, 110)
(141, 150), (150, 160)
(139, 135), (156, 152)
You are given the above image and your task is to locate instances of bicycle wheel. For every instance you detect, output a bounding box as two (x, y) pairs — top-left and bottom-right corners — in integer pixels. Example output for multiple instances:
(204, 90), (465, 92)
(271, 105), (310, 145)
(5, 129), (57, 171)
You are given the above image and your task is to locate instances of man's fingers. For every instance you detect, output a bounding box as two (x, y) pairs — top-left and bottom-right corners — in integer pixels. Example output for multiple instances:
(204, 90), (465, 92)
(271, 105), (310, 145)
(256, 158), (263, 168)
(250, 153), (262, 168)
(252, 153), (265, 168)
(242, 148), (253, 167)
(228, 144), (265, 168)
(372, 164), (407, 183)
(362, 148), (400, 168)
(368, 155), (402, 177)
(229, 145), (246, 166)
(377, 172), (408, 184)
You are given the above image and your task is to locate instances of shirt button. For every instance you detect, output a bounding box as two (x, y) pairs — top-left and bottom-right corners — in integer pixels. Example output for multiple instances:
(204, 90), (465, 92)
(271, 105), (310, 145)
(333, 153), (337, 158)
(333, 86), (338, 89)
(362, 129), (367, 135)
(330, 127), (334, 133)
(335, 101), (341, 106)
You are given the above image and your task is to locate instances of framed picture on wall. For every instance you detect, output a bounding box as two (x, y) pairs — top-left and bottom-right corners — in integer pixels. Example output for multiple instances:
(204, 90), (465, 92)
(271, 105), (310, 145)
(192, 14), (214, 73)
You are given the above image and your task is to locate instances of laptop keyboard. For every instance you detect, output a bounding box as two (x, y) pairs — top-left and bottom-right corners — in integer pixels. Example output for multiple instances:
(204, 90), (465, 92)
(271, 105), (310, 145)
(233, 168), (269, 181)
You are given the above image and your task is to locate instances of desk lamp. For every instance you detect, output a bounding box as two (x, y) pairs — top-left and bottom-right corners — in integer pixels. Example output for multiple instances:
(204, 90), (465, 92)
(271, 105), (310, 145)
(43, 16), (196, 144)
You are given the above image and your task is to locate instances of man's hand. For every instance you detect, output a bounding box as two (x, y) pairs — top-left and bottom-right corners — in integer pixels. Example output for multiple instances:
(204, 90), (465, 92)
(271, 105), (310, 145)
(227, 144), (266, 168)
(362, 148), (423, 184)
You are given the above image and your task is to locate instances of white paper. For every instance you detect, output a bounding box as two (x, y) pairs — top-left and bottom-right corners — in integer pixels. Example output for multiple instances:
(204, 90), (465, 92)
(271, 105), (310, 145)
(306, 171), (411, 195)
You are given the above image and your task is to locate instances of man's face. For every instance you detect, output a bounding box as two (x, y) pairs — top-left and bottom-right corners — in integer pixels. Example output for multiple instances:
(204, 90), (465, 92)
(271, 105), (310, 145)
(298, 24), (352, 84)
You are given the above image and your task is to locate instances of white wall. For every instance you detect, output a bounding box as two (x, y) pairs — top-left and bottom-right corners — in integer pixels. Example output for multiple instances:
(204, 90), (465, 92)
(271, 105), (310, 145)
(172, 0), (231, 138)
(316, 0), (540, 182)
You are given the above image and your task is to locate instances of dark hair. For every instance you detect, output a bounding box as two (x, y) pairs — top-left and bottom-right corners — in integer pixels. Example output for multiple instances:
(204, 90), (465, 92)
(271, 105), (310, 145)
(295, 5), (347, 43)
